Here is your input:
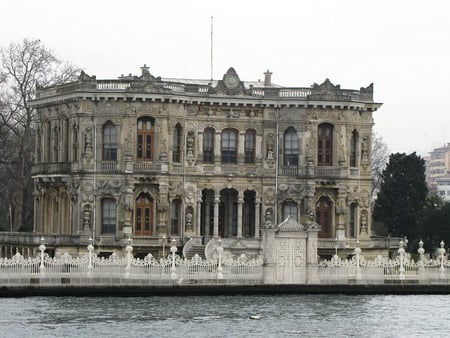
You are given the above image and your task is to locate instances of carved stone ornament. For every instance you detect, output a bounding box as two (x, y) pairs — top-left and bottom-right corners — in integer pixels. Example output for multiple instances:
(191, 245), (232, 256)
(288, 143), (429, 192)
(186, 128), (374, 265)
(213, 67), (250, 96)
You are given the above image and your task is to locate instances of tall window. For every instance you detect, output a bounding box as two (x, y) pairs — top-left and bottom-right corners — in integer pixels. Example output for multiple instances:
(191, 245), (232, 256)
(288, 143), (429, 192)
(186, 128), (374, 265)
(350, 130), (358, 167)
(72, 124), (78, 162)
(137, 117), (154, 160)
(245, 129), (256, 164)
(103, 122), (118, 161)
(283, 201), (298, 221)
(53, 126), (59, 162)
(284, 128), (299, 165)
(171, 199), (181, 235)
(316, 196), (332, 238)
(222, 129), (238, 164)
(46, 121), (51, 162)
(102, 198), (116, 234)
(172, 124), (182, 163)
(318, 123), (333, 166)
(349, 203), (357, 238)
(203, 128), (215, 163)
(63, 118), (69, 162)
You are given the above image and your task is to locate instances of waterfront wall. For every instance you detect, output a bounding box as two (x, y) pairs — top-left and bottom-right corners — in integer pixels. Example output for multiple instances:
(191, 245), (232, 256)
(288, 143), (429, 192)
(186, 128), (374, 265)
(1, 239), (450, 288)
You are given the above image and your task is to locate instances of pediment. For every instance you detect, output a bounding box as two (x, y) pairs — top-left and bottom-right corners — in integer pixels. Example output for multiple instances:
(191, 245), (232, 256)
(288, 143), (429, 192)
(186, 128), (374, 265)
(211, 67), (250, 96)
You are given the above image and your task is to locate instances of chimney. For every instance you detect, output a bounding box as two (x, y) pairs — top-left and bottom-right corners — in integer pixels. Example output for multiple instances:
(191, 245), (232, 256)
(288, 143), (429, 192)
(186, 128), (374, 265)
(141, 64), (149, 76)
(264, 70), (272, 86)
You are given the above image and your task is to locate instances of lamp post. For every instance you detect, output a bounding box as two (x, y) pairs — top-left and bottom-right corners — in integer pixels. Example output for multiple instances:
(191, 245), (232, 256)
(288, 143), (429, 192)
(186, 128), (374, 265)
(125, 237), (133, 278)
(439, 240), (445, 278)
(354, 240), (361, 280)
(162, 235), (166, 258)
(87, 237), (94, 276)
(398, 239), (405, 280)
(334, 237), (338, 258)
(417, 239), (425, 278)
(217, 238), (223, 280)
(39, 237), (46, 274)
(170, 239), (177, 280)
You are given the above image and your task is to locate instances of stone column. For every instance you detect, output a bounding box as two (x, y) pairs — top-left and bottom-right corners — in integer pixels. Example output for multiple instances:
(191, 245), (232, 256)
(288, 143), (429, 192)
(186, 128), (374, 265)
(238, 132), (245, 165)
(213, 191), (220, 237)
(237, 191), (244, 237)
(196, 196), (202, 236)
(214, 133), (221, 164)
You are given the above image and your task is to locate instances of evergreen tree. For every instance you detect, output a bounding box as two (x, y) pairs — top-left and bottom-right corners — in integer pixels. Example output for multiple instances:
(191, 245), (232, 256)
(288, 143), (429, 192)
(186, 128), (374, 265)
(417, 196), (450, 253)
(373, 152), (428, 239)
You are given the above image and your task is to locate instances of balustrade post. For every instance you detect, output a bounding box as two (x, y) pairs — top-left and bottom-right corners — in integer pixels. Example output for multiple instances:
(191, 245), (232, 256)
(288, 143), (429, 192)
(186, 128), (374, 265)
(39, 237), (46, 275)
(170, 239), (177, 280)
(439, 240), (446, 278)
(398, 240), (405, 280)
(217, 238), (223, 280)
(354, 240), (361, 280)
(87, 237), (94, 276)
(125, 238), (133, 278)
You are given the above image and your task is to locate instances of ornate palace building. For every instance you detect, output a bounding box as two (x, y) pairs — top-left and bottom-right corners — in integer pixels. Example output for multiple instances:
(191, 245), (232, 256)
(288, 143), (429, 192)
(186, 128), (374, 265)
(8, 65), (388, 258)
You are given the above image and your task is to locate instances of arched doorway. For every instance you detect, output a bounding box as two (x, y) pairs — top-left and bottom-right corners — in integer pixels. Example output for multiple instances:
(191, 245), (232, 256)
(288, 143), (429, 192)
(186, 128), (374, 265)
(219, 189), (238, 237)
(243, 190), (256, 237)
(200, 189), (215, 238)
(135, 192), (154, 236)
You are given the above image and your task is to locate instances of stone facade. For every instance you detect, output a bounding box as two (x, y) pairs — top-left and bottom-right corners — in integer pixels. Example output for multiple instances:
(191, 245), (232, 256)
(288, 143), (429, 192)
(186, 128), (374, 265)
(24, 65), (381, 258)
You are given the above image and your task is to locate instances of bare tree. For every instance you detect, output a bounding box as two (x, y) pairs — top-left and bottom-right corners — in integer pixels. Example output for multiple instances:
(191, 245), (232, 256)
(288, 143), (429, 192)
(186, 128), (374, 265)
(371, 131), (390, 197)
(0, 39), (80, 230)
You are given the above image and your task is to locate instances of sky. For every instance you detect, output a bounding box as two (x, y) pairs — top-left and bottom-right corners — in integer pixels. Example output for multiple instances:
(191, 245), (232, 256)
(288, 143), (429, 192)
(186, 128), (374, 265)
(1, 0), (449, 156)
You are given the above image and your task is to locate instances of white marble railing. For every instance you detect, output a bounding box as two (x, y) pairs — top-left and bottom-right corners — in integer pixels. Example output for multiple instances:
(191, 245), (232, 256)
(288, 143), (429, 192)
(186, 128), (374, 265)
(96, 81), (131, 90)
(278, 88), (311, 98)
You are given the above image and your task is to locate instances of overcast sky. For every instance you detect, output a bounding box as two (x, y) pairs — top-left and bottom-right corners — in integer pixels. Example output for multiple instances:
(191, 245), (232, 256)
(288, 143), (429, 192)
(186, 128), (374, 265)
(2, 0), (449, 156)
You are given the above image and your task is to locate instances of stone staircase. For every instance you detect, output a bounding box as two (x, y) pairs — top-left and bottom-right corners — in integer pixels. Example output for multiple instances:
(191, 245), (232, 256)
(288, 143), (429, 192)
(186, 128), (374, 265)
(184, 244), (205, 259)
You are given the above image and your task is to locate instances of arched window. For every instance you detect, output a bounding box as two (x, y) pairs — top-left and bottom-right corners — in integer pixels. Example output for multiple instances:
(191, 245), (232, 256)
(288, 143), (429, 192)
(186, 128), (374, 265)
(63, 118), (70, 162)
(284, 128), (298, 166)
(103, 122), (118, 161)
(222, 129), (238, 164)
(135, 192), (153, 236)
(53, 126), (59, 162)
(171, 198), (181, 235)
(316, 196), (332, 238)
(137, 117), (155, 161)
(318, 123), (333, 166)
(245, 129), (256, 164)
(283, 201), (298, 221)
(350, 130), (358, 167)
(101, 198), (116, 234)
(172, 124), (182, 163)
(203, 128), (215, 163)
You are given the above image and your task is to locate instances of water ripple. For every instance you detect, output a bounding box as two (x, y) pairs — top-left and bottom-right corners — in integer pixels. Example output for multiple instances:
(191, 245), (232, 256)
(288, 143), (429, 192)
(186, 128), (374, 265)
(1, 294), (450, 337)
